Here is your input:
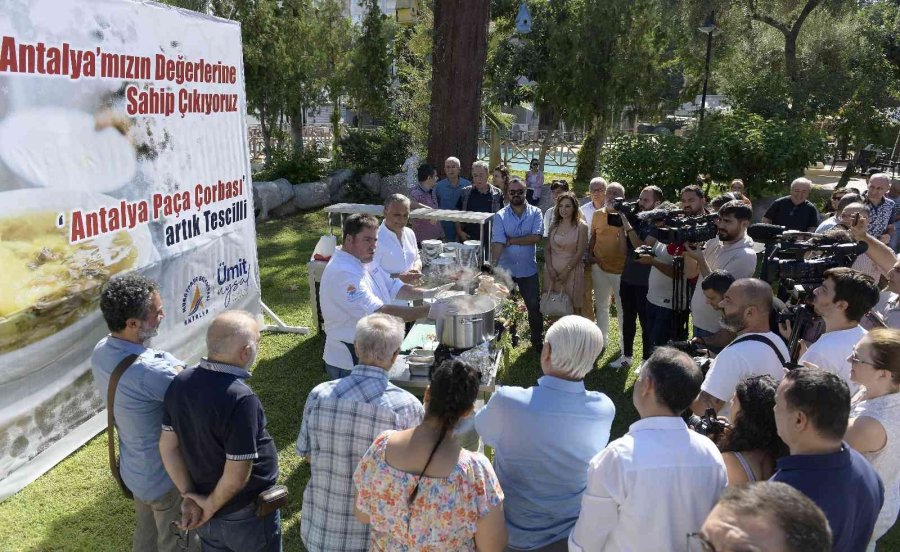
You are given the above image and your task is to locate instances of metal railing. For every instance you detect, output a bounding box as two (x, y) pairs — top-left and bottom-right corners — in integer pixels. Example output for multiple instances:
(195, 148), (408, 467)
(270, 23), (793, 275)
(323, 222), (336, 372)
(247, 124), (334, 160)
(477, 129), (583, 169)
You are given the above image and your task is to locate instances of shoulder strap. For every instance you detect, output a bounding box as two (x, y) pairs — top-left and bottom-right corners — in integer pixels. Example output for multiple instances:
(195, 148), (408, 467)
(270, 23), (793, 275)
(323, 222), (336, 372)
(107, 353), (138, 499)
(733, 451), (757, 483)
(730, 334), (787, 366)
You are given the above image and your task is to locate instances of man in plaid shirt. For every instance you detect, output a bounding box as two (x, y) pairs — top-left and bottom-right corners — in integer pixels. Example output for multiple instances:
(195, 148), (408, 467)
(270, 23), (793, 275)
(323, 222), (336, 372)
(296, 313), (424, 551)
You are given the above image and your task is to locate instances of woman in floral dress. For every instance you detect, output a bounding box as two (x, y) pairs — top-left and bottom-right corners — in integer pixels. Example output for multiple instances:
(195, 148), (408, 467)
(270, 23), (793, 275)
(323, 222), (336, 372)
(353, 360), (507, 551)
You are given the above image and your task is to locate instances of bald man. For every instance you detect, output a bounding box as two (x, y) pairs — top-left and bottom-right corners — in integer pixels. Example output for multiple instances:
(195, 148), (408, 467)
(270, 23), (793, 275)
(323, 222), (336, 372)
(763, 178), (819, 232)
(159, 311), (282, 552)
(691, 279), (789, 417)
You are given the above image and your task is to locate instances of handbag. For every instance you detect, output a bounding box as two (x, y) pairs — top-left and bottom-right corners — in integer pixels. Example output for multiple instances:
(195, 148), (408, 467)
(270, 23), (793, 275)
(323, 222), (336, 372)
(256, 485), (289, 517)
(540, 291), (573, 318)
(107, 353), (139, 500)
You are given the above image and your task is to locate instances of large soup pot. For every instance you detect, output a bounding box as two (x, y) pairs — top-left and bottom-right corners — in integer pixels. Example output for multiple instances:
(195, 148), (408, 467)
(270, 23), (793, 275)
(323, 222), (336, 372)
(436, 295), (496, 349)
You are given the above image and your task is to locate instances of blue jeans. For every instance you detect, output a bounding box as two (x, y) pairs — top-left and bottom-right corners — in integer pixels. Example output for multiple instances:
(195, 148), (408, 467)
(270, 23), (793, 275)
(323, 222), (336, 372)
(644, 302), (674, 351)
(324, 363), (352, 380)
(197, 504), (282, 552)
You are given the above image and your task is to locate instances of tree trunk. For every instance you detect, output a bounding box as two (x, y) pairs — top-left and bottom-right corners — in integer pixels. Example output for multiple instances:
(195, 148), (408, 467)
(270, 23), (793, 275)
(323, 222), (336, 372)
(489, 124), (501, 169)
(290, 105), (305, 154)
(785, 33), (798, 84)
(537, 107), (558, 171)
(330, 96), (342, 158)
(427, 0), (490, 179)
(259, 105), (274, 168)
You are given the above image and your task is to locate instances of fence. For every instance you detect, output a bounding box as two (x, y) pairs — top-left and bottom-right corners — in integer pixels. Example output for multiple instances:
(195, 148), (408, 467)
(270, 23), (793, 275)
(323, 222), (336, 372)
(477, 129), (584, 171)
(247, 124), (334, 161)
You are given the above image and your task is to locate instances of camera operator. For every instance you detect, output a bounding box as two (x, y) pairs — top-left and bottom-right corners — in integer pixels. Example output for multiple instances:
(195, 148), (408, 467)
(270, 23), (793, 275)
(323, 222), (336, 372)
(618, 186), (663, 365)
(637, 186), (708, 349)
(780, 268), (879, 393)
(691, 278), (790, 417)
(846, 214), (900, 329)
(685, 201), (757, 346)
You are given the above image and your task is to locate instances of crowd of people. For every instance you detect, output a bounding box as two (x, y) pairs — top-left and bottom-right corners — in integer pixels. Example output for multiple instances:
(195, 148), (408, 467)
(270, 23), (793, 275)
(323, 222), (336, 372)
(91, 158), (900, 552)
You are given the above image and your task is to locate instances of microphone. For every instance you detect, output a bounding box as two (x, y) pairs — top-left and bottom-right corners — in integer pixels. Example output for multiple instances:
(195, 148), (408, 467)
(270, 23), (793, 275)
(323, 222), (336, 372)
(747, 223), (786, 243)
(638, 208), (683, 222)
(832, 241), (869, 256)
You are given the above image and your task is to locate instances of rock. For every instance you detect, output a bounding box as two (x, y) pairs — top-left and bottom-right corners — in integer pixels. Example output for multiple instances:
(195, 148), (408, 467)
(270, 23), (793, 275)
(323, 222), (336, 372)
(252, 181), (282, 220)
(271, 201), (299, 218)
(326, 169), (354, 201)
(272, 178), (295, 205)
(379, 173), (409, 200)
(361, 172), (382, 194)
(293, 181), (331, 210)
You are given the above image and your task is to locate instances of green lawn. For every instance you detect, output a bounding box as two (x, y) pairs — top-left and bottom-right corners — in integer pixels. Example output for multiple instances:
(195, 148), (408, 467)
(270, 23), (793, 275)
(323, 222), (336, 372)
(0, 209), (896, 551)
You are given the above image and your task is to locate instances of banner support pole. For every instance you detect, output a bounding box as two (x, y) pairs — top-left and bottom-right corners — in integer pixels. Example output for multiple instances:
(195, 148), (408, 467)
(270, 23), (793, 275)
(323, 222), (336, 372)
(260, 301), (309, 334)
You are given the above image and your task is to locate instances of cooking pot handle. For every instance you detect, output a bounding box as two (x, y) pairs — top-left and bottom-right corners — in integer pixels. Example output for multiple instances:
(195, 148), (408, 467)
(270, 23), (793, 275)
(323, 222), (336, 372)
(460, 318), (483, 324)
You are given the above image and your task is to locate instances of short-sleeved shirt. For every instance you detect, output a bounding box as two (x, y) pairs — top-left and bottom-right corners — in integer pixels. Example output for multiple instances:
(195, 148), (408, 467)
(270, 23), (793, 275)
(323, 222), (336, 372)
(701, 331), (789, 416)
(374, 222), (420, 277)
(799, 325), (865, 395)
(875, 290), (900, 329)
(409, 184), (443, 242)
(646, 241), (689, 309)
(492, 203), (544, 278)
(435, 177), (472, 210)
(764, 196), (819, 231)
(297, 365), (425, 552)
(772, 443), (884, 552)
(353, 431), (503, 552)
(591, 208), (626, 274)
(864, 193), (896, 237)
(474, 376), (615, 549)
(90, 335), (182, 502)
(689, 235), (758, 332)
(320, 249), (404, 370)
(161, 358), (278, 515)
(580, 201), (604, 239)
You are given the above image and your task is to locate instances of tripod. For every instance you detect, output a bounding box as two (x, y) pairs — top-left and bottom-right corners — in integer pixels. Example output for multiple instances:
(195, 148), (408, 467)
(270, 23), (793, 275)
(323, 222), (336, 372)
(670, 255), (690, 342)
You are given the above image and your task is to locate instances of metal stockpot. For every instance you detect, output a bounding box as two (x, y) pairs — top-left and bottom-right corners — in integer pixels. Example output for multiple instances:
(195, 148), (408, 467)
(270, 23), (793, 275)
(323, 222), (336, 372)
(436, 295), (496, 349)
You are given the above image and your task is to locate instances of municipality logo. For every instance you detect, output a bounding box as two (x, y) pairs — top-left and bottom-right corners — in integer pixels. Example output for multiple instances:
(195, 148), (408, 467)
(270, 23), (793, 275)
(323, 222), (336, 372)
(181, 275), (211, 325)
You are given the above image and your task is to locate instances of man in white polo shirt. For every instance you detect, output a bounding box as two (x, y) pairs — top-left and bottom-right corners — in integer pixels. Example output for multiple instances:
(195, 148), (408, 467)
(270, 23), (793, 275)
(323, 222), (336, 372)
(685, 200), (757, 344)
(321, 213), (450, 379)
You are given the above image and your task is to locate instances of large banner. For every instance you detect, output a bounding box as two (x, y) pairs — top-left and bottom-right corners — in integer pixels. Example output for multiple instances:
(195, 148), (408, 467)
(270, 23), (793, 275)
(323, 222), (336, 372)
(0, 0), (260, 497)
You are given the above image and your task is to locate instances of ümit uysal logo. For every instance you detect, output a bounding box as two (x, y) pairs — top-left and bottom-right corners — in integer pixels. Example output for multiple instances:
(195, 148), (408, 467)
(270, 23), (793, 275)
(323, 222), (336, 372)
(181, 275), (211, 325)
(217, 258), (251, 308)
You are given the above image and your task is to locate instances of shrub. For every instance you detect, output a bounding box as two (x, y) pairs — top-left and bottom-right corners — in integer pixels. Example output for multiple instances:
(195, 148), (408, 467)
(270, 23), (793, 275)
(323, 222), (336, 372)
(599, 111), (826, 199)
(336, 122), (411, 176)
(254, 143), (327, 183)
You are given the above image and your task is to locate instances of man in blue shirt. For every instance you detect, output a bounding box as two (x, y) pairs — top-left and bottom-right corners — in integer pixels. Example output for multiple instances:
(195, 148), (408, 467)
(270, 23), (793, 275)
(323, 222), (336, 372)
(91, 274), (196, 552)
(772, 367), (884, 552)
(160, 310), (281, 552)
(492, 176), (544, 349)
(475, 315), (614, 551)
(434, 156), (471, 240)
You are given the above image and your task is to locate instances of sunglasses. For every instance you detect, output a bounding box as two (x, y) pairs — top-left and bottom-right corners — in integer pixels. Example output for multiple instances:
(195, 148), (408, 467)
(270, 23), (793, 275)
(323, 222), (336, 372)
(848, 349), (873, 365)
(509, 189), (525, 196)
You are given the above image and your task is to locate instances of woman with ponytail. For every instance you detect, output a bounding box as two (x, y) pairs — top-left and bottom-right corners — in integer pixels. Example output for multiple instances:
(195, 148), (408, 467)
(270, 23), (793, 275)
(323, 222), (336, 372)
(353, 360), (507, 551)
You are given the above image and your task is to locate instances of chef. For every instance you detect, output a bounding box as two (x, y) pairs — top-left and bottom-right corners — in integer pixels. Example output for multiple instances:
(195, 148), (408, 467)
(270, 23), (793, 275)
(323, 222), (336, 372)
(320, 213), (451, 380)
(374, 194), (423, 284)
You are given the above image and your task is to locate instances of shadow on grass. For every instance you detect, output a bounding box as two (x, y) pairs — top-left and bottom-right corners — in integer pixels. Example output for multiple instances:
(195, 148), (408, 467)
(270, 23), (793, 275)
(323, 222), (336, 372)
(36, 481), (136, 551)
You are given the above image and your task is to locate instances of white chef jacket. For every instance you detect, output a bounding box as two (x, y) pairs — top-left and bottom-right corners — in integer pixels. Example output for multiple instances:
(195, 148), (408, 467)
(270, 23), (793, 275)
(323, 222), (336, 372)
(320, 248), (404, 370)
(374, 222), (420, 276)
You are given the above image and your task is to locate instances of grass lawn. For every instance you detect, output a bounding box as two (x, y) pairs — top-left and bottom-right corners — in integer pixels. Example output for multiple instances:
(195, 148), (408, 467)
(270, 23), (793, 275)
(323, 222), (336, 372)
(1, 209), (896, 550)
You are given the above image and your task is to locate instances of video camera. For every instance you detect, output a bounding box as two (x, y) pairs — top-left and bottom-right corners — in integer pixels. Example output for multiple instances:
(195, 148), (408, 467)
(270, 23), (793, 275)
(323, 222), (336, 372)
(654, 213), (719, 246)
(668, 339), (712, 374)
(750, 224), (868, 288)
(686, 408), (727, 440)
(632, 244), (656, 260)
(608, 199), (641, 228)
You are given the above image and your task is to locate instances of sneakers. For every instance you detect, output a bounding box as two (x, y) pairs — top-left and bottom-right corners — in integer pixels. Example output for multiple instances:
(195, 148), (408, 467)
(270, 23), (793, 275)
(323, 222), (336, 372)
(609, 355), (632, 368)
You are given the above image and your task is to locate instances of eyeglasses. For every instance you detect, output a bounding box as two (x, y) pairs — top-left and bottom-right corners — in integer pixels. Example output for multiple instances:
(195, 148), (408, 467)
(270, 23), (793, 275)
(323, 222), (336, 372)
(508, 189), (525, 196)
(848, 349), (873, 365)
(686, 532), (716, 552)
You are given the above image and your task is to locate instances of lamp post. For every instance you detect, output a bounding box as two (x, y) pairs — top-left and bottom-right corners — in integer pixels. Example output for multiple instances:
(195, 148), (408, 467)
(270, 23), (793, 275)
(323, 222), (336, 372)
(698, 11), (721, 125)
